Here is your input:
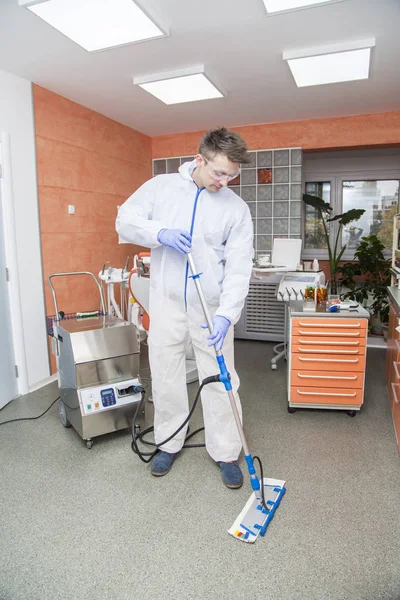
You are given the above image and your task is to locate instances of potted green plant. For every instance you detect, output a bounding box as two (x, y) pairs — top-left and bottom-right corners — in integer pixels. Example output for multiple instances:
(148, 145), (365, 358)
(339, 235), (391, 334)
(303, 193), (365, 295)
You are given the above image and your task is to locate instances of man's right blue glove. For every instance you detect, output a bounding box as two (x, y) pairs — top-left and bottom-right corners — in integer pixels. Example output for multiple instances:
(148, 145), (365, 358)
(201, 315), (231, 351)
(157, 229), (192, 254)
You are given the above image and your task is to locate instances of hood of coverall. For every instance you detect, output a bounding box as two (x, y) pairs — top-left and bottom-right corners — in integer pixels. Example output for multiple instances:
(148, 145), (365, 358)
(178, 159), (197, 182)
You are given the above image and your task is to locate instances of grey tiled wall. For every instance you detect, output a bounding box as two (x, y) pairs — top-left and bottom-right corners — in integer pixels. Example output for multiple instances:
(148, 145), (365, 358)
(153, 147), (302, 256)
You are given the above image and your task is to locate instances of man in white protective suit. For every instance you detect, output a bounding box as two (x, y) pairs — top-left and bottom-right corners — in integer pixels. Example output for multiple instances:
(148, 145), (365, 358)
(116, 128), (253, 489)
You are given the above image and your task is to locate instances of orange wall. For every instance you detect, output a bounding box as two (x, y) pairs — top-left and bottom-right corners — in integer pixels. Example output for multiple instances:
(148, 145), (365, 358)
(33, 85), (151, 371)
(151, 111), (400, 158)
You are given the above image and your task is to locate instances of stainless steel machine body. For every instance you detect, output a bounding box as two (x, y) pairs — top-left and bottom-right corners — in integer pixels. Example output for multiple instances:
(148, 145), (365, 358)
(48, 272), (144, 448)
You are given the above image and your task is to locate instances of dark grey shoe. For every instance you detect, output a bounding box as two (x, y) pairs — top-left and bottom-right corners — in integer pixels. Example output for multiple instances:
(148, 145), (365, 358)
(151, 451), (176, 477)
(219, 461), (243, 489)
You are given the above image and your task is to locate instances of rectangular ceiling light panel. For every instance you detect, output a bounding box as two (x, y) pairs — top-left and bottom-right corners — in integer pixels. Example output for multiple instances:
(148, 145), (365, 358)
(22, 0), (166, 52)
(263, 0), (347, 14)
(134, 67), (224, 105)
(283, 39), (375, 87)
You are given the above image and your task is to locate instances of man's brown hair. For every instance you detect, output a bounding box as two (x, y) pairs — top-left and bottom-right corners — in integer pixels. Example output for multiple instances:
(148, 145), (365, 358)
(199, 127), (250, 165)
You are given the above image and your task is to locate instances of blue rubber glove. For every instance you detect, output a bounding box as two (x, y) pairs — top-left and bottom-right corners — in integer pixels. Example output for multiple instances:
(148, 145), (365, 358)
(157, 229), (192, 253)
(201, 316), (231, 351)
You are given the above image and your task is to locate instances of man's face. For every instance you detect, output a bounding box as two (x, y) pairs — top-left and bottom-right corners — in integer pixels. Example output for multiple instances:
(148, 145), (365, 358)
(194, 153), (240, 193)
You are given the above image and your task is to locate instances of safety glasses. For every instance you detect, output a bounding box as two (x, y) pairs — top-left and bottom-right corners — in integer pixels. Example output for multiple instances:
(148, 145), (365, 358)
(202, 156), (241, 182)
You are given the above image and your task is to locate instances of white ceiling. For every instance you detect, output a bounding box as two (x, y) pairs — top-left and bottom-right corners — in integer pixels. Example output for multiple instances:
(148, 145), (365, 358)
(0, 0), (399, 137)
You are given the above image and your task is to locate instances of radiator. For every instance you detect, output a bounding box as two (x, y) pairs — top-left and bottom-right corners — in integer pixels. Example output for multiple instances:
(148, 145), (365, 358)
(234, 276), (285, 342)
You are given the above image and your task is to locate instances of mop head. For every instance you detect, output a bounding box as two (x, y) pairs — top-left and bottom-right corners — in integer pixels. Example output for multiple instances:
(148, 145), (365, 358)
(228, 478), (286, 543)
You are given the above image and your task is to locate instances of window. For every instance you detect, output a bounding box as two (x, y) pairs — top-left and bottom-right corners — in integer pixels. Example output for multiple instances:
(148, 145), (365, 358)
(342, 180), (399, 250)
(304, 181), (330, 249)
(303, 152), (400, 259)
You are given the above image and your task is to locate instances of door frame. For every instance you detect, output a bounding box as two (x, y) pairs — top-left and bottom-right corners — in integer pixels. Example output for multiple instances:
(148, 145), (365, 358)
(0, 132), (28, 397)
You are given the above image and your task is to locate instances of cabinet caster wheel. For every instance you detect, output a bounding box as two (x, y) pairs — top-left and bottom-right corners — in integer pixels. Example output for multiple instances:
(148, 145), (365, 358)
(288, 406), (296, 414)
(271, 364), (277, 370)
(86, 439), (94, 449)
(347, 410), (356, 417)
(59, 400), (71, 428)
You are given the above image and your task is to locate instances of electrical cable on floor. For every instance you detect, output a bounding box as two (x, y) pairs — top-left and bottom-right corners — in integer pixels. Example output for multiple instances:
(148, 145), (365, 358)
(132, 379), (270, 511)
(131, 376), (220, 463)
(0, 397), (60, 427)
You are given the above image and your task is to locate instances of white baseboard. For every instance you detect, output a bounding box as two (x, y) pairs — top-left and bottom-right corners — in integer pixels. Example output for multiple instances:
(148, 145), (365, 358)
(29, 373), (58, 393)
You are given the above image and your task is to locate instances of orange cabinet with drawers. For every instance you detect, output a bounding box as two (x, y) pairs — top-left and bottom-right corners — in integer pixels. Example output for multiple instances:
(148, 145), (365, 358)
(289, 313), (369, 415)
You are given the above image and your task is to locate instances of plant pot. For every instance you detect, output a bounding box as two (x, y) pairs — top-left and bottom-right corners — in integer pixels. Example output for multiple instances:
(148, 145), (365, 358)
(369, 315), (383, 336)
(328, 280), (342, 297)
(328, 280), (338, 296)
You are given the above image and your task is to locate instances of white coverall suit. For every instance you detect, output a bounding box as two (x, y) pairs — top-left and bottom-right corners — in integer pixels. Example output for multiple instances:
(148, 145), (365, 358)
(116, 161), (253, 462)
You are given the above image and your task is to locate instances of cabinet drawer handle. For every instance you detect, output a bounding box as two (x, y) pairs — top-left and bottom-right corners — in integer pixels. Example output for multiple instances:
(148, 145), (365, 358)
(297, 374), (358, 380)
(298, 331), (361, 337)
(298, 322), (361, 328)
(298, 357), (359, 363)
(298, 339), (360, 346)
(298, 348), (360, 354)
(297, 390), (357, 397)
(391, 383), (400, 404)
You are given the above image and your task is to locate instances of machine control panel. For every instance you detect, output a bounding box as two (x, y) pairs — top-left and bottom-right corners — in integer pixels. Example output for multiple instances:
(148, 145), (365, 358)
(80, 379), (141, 415)
(101, 388), (116, 407)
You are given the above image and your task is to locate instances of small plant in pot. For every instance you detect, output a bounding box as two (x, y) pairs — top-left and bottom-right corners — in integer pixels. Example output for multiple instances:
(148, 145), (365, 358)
(302, 193), (365, 295)
(339, 235), (391, 335)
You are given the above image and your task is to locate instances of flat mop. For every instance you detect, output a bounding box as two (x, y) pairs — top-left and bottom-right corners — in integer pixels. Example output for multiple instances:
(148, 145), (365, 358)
(187, 253), (286, 543)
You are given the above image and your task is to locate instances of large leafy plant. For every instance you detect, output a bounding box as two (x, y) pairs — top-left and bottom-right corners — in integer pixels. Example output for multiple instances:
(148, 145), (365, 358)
(339, 235), (391, 324)
(303, 193), (365, 294)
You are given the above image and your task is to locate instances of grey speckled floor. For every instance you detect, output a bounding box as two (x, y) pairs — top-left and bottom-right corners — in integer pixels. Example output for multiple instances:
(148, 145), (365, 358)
(1, 342), (399, 600)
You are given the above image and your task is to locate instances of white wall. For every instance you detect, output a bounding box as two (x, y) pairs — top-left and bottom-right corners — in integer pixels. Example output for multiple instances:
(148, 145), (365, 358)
(303, 148), (400, 175)
(0, 68), (49, 389)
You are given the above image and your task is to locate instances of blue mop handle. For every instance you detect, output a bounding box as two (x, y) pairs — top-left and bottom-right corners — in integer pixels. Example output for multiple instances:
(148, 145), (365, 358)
(187, 253), (262, 500)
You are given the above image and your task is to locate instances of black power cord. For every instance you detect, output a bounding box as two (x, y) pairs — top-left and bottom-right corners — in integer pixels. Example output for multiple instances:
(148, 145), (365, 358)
(2, 385), (272, 510)
(0, 397), (60, 427)
(131, 375), (270, 513)
(131, 376), (220, 463)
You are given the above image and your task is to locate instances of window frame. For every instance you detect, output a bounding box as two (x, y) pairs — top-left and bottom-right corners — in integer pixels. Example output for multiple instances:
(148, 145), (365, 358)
(302, 167), (400, 261)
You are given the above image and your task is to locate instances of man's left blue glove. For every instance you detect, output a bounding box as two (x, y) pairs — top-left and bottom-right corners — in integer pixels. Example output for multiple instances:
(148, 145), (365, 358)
(201, 316), (231, 351)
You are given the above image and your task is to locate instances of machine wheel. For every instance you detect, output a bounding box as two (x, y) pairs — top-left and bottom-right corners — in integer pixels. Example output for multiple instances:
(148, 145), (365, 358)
(134, 425), (141, 436)
(347, 410), (356, 417)
(271, 364), (277, 370)
(287, 406), (297, 414)
(59, 400), (71, 428)
(86, 439), (94, 449)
